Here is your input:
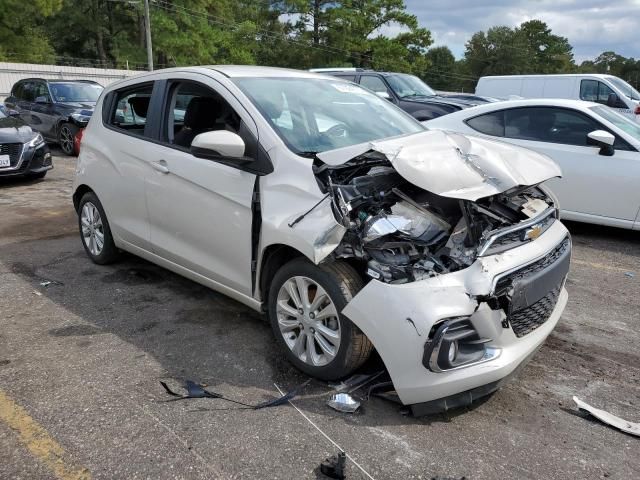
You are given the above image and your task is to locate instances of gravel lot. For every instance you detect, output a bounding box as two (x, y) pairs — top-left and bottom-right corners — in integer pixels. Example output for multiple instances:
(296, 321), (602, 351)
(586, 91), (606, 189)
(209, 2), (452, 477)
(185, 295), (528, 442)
(1, 152), (639, 480)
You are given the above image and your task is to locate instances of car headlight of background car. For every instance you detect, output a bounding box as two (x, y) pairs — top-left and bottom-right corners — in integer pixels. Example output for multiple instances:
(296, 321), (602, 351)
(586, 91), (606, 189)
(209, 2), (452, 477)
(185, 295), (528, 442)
(71, 112), (92, 125)
(26, 133), (46, 149)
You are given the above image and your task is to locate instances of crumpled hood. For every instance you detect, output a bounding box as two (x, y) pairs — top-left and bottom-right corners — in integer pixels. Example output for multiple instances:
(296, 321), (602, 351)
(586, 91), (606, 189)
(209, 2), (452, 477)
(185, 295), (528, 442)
(316, 130), (562, 201)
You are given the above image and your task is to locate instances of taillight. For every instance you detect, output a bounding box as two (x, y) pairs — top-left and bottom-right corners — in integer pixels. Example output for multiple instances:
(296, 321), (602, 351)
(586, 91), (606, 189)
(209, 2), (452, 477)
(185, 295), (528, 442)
(74, 128), (84, 156)
(635, 105), (640, 115)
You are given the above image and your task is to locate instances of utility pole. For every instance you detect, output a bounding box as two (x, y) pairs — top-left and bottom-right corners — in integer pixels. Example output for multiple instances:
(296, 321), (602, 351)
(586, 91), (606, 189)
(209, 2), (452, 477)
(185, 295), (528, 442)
(143, 0), (153, 71)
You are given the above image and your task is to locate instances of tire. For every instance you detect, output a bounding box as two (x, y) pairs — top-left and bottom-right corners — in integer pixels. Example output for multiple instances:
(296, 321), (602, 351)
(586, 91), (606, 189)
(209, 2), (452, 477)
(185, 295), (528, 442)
(77, 192), (120, 264)
(268, 258), (373, 380)
(58, 122), (78, 156)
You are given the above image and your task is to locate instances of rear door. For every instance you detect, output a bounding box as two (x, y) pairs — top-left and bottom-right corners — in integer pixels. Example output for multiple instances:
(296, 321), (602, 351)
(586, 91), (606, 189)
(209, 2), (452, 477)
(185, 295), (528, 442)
(501, 106), (640, 222)
(142, 74), (259, 295)
(96, 81), (157, 248)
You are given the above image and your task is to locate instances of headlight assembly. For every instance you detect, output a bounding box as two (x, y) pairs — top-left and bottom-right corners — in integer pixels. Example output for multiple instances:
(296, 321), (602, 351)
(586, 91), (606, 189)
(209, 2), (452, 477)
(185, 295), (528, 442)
(26, 133), (45, 148)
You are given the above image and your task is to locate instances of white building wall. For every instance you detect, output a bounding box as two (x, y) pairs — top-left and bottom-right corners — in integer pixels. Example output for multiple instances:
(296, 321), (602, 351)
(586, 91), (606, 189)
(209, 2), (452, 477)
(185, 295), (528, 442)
(0, 62), (142, 99)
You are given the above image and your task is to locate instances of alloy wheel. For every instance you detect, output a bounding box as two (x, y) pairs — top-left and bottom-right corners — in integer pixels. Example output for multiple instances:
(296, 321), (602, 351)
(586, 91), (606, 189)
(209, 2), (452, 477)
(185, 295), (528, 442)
(276, 276), (341, 367)
(60, 126), (74, 155)
(81, 202), (105, 256)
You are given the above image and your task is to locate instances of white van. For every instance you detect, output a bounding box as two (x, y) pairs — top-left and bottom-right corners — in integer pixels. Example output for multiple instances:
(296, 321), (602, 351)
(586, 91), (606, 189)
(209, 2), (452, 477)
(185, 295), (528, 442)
(476, 74), (640, 122)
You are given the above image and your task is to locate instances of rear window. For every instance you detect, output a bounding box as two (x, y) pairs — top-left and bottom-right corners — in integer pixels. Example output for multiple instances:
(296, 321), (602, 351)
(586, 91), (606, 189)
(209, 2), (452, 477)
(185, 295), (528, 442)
(107, 83), (154, 138)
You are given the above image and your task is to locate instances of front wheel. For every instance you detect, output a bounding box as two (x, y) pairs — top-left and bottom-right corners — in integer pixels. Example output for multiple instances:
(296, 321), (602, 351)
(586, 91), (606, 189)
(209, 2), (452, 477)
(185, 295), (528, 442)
(58, 122), (78, 156)
(268, 259), (373, 380)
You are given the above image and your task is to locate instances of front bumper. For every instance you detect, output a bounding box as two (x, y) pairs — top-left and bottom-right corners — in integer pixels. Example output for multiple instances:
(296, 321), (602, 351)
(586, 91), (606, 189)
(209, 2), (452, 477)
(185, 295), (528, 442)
(342, 219), (570, 410)
(0, 143), (52, 178)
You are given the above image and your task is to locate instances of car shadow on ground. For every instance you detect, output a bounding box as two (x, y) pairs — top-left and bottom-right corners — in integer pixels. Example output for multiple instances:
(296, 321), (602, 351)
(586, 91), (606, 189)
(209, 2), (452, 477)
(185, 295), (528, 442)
(2, 233), (494, 428)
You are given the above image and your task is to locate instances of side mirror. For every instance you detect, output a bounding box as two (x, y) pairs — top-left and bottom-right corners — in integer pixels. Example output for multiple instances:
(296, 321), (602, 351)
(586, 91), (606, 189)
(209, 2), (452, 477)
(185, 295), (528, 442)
(587, 130), (615, 156)
(606, 93), (621, 108)
(375, 91), (391, 100)
(35, 96), (50, 104)
(191, 130), (247, 160)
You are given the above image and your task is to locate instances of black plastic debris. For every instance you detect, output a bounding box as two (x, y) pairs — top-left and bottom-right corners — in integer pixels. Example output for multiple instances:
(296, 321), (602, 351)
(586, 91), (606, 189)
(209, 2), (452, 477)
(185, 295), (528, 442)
(328, 371), (384, 394)
(320, 451), (346, 479)
(160, 379), (309, 410)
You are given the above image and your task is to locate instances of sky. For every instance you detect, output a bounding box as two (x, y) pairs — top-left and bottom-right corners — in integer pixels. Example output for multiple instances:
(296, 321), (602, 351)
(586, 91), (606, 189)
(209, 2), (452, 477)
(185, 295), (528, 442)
(402, 0), (640, 63)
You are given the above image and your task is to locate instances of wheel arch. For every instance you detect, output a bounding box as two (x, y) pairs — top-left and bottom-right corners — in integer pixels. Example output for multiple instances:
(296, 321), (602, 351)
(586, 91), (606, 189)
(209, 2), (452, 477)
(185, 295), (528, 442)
(72, 184), (94, 213)
(258, 243), (306, 305)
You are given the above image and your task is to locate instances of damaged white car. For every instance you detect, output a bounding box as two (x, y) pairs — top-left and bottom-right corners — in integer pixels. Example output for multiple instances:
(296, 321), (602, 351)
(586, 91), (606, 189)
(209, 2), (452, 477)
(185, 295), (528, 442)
(73, 66), (570, 415)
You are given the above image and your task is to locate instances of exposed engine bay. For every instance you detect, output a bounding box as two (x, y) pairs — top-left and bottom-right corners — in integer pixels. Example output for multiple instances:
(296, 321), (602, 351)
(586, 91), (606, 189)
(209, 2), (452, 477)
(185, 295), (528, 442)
(314, 153), (556, 284)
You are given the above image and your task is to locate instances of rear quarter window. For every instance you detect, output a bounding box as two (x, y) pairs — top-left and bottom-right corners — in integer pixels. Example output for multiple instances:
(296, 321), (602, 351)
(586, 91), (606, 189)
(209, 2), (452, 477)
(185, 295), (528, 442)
(465, 111), (505, 137)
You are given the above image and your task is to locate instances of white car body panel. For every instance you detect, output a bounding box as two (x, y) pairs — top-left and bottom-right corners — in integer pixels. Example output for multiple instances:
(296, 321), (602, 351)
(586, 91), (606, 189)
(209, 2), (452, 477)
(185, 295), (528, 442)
(73, 67), (571, 409)
(427, 99), (640, 230)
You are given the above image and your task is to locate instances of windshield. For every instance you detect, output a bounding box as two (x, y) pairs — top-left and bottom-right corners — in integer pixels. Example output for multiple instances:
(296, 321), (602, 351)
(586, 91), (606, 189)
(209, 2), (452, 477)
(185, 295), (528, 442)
(591, 106), (640, 142)
(386, 74), (436, 98)
(608, 77), (640, 101)
(233, 77), (424, 154)
(49, 82), (103, 102)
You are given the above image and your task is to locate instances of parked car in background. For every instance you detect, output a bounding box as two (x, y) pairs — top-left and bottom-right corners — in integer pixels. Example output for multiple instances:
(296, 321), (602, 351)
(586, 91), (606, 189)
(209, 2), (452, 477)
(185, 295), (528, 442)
(476, 74), (640, 122)
(0, 104), (52, 179)
(4, 78), (103, 155)
(311, 68), (482, 121)
(73, 66), (570, 415)
(427, 99), (640, 230)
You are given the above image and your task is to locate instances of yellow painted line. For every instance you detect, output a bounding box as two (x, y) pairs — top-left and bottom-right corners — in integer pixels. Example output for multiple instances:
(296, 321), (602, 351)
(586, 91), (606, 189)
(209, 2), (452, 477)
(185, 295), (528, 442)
(572, 258), (632, 273)
(0, 389), (91, 480)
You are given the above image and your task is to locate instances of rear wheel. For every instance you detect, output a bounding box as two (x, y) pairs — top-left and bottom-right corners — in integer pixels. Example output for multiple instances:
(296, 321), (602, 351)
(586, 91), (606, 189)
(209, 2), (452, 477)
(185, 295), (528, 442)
(268, 258), (373, 380)
(58, 122), (78, 156)
(78, 192), (120, 264)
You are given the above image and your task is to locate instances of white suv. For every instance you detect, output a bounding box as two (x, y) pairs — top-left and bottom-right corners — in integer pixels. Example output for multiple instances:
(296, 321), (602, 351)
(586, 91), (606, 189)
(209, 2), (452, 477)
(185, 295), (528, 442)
(73, 66), (571, 415)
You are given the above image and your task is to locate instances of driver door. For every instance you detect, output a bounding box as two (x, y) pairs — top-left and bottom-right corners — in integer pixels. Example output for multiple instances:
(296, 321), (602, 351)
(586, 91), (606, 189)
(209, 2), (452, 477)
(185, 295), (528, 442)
(143, 75), (260, 296)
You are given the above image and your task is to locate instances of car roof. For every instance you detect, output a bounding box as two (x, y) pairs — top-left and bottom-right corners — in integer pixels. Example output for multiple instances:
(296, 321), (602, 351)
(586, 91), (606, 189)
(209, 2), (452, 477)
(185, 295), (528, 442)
(206, 65), (335, 79)
(480, 74), (617, 80)
(17, 78), (100, 84)
(454, 98), (601, 115)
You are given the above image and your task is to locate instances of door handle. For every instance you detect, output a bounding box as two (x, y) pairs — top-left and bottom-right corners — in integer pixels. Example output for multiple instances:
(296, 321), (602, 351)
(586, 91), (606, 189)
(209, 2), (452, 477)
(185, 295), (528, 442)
(151, 160), (169, 174)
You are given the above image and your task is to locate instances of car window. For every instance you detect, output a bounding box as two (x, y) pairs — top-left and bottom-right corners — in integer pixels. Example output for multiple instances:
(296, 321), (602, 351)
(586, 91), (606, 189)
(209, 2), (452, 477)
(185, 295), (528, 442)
(12, 82), (24, 100)
(466, 111), (505, 136)
(359, 75), (389, 94)
(33, 82), (50, 101)
(108, 83), (154, 137)
(49, 83), (102, 102)
(22, 82), (36, 102)
(590, 106), (639, 150)
(386, 74), (436, 98)
(163, 81), (256, 158)
(580, 80), (615, 105)
(504, 107), (603, 146)
(233, 77), (424, 155)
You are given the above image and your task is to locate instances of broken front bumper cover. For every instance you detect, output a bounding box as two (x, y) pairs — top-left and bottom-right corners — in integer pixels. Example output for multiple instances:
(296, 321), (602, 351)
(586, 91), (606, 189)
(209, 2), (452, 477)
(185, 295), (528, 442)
(341, 219), (570, 412)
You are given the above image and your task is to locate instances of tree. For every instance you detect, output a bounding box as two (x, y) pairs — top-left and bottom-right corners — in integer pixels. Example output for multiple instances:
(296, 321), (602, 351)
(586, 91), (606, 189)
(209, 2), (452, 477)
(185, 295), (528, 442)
(424, 46), (455, 90)
(0, 0), (62, 63)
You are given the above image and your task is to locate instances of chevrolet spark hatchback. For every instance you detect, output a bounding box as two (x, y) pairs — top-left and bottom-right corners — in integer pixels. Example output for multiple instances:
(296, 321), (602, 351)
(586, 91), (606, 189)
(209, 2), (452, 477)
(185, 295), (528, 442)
(73, 66), (570, 415)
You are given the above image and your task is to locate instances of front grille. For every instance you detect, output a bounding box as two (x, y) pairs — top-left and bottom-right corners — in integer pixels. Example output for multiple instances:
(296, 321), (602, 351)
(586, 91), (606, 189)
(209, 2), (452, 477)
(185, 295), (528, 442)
(495, 236), (570, 337)
(0, 143), (23, 167)
(479, 208), (556, 256)
(509, 285), (561, 337)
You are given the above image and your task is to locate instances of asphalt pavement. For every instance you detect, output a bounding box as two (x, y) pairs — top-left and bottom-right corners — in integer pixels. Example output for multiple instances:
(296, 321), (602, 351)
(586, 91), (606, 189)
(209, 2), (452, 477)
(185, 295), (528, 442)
(0, 153), (638, 479)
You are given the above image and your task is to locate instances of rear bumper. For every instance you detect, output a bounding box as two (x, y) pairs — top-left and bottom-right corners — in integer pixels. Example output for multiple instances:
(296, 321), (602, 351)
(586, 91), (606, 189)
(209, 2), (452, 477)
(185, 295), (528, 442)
(342, 220), (570, 410)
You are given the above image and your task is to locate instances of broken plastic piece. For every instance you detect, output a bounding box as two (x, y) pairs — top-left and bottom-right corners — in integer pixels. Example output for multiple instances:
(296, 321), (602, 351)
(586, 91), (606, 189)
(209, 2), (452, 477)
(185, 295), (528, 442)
(624, 272), (635, 278)
(327, 393), (360, 413)
(320, 451), (346, 479)
(160, 379), (309, 409)
(573, 396), (640, 437)
(328, 371), (384, 393)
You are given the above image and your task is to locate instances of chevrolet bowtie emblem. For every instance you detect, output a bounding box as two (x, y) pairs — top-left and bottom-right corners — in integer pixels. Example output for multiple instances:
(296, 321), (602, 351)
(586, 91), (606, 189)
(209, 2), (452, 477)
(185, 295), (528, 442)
(523, 224), (543, 241)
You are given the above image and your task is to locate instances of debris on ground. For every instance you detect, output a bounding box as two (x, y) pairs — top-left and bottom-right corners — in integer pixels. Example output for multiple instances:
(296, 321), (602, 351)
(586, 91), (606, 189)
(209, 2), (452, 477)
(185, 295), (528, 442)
(320, 451), (346, 479)
(328, 371), (384, 394)
(160, 379), (310, 409)
(573, 396), (640, 437)
(39, 279), (64, 287)
(327, 393), (361, 413)
(624, 271), (635, 278)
